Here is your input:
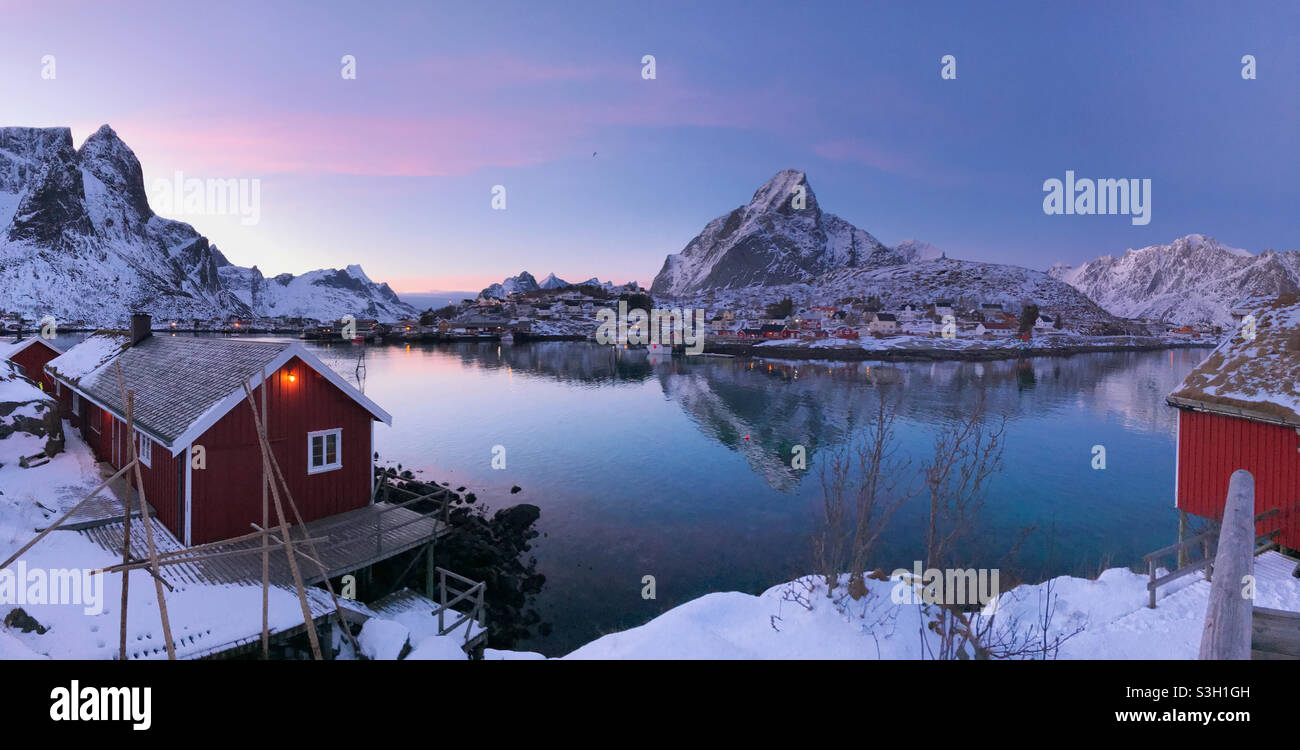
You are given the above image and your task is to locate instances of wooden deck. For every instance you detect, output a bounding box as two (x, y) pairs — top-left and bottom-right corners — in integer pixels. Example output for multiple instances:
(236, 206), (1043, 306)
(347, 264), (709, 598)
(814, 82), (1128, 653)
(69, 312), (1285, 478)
(77, 500), (451, 590)
(54, 472), (481, 659)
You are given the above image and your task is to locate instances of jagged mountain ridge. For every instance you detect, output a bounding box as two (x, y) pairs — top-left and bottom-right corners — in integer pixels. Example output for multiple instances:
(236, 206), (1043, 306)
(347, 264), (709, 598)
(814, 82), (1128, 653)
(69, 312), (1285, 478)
(1049, 234), (1300, 328)
(480, 271), (616, 299)
(0, 125), (416, 325)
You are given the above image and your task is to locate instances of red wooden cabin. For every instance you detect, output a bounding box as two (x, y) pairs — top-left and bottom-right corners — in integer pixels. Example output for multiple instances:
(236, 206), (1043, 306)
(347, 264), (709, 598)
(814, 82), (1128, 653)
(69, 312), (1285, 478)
(45, 314), (391, 546)
(1, 336), (62, 392)
(1166, 296), (1300, 550)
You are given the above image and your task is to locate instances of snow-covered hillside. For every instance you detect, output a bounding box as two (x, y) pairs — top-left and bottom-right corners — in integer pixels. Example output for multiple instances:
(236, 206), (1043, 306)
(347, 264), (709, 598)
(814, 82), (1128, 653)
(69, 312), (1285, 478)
(0, 125), (416, 325)
(651, 170), (902, 296)
(1049, 234), (1300, 328)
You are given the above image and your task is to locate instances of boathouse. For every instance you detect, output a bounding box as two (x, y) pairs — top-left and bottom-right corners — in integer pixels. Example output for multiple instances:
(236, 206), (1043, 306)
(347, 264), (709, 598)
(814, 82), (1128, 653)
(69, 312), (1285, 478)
(1, 336), (61, 392)
(1166, 295), (1300, 549)
(45, 314), (391, 546)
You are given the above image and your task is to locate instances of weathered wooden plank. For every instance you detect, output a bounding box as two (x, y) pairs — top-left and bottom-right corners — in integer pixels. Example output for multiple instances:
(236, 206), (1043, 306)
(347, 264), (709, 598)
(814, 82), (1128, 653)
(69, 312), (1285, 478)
(1199, 470), (1255, 660)
(1251, 606), (1300, 659)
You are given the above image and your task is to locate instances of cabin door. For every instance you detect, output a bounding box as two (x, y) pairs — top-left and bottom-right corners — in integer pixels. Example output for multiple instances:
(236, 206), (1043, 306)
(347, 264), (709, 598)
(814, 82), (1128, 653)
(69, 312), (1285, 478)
(112, 419), (120, 467)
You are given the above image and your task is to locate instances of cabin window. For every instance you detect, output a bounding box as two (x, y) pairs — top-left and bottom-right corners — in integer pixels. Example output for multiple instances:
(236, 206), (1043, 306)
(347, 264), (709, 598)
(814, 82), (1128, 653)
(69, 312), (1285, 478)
(137, 430), (153, 467)
(72, 392), (81, 417)
(307, 429), (342, 474)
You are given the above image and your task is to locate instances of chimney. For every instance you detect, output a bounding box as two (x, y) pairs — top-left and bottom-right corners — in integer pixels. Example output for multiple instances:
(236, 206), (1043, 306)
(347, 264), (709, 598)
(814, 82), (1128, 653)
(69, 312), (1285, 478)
(130, 312), (152, 345)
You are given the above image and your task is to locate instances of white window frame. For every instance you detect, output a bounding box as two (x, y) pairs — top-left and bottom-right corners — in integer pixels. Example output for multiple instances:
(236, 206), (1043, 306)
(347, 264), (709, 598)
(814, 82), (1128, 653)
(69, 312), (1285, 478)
(307, 428), (342, 475)
(137, 430), (153, 467)
(71, 392), (81, 417)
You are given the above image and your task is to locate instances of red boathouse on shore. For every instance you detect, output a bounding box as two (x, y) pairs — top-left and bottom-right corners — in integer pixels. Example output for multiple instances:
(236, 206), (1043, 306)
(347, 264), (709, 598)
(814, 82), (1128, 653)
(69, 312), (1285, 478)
(1, 336), (62, 392)
(45, 314), (392, 546)
(1166, 295), (1300, 550)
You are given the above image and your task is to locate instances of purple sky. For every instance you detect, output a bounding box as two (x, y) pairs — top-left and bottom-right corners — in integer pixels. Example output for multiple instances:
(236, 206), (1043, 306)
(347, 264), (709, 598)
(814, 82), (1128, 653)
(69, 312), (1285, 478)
(3, 0), (1296, 294)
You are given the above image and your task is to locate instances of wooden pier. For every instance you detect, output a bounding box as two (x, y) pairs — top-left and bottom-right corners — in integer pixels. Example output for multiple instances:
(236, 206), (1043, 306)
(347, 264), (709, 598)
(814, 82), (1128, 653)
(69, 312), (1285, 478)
(61, 475), (488, 659)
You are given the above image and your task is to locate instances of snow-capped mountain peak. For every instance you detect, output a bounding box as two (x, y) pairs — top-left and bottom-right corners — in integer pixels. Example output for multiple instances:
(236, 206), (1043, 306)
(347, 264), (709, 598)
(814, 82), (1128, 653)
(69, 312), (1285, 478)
(650, 169), (899, 297)
(0, 124), (417, 324)
(1049, 234), (1300, 327)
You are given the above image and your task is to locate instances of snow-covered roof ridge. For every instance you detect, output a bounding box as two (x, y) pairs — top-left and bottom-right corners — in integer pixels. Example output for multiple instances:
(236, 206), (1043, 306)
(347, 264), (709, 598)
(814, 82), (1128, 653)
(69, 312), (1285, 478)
(0, 336), (61, 360)
(1167, 294), (1300, 426)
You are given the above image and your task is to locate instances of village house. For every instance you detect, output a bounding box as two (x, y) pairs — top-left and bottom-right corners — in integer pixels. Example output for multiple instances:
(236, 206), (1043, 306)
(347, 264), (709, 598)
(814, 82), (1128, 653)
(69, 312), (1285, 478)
(45, 314), (392, 546)
(1, 335), (62, 392)
(868, 312), (899, 335)
(931, 300), (956, 319)
(897, 304), (922, 322)
(1165, 295), (1300, 550)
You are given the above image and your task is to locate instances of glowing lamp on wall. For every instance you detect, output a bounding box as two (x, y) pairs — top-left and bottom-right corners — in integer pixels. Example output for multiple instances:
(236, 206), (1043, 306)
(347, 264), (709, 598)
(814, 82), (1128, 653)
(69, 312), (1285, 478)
(285, 369), (297, 384)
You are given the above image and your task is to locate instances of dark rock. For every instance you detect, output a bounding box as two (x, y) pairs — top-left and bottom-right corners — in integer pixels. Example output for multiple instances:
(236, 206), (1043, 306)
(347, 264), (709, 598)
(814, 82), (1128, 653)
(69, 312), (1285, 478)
(4, 608), (47, 634)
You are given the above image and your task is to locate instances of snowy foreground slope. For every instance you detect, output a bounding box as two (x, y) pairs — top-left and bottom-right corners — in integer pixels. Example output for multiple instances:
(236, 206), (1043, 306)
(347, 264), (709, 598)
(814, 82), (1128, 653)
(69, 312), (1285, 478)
(0, 125), (416, 325)
(538, 560), (1300, 660)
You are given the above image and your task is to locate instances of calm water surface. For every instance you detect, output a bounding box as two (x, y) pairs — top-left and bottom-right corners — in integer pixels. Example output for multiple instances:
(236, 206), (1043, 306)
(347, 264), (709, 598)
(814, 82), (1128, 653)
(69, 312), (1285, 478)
(314, 340), (1203, 656)
(49, 332), (1206, 655)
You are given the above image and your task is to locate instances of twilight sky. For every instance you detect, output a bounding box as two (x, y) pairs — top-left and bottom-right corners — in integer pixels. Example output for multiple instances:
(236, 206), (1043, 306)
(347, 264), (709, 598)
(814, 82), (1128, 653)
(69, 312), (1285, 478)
(1, 0), (1296, 294)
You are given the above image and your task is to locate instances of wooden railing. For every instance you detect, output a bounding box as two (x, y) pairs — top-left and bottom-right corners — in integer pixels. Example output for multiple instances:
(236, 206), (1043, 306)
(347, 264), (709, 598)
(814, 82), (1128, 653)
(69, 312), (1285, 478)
(1143, 504), (1279, 609)
(1199, 470), (1255, 660)
(367, 476), (453, 562)
(431, 567), (486, 644)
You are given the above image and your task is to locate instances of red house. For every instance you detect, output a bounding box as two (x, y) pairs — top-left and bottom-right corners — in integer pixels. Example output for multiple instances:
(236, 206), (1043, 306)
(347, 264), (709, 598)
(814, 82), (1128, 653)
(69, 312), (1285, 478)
(1166, 295), (1300, 549)
(1, 336), (62, 392)
(45, 314), (391, 546)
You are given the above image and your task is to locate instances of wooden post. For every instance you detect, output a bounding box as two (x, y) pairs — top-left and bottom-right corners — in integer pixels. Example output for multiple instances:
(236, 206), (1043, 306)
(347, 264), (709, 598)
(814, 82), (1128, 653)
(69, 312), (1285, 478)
(1198, 470), (1255, 660)
(116, 368), (177, 660)
(1177, 510), (1188, 569)
(1147, 559), (1156, 609)
(118, 448), (132, 660)
(425, 542), (435, 600)
(0, 460), (136, 571)
(260, 369), (270, 659)
(241, 384), (360, 657)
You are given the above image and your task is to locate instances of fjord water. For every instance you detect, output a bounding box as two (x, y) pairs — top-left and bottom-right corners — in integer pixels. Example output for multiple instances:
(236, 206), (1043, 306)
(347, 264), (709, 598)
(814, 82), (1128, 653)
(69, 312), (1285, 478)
(307, 341), (1204, 656)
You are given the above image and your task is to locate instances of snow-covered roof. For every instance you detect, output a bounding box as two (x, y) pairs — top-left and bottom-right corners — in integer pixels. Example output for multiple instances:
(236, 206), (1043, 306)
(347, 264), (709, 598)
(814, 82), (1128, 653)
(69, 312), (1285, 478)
(46, 333), (392, 452)
(0, 336), (62, 361)
(44, 332), (132, 384)
(1167, 295), (1300, 427)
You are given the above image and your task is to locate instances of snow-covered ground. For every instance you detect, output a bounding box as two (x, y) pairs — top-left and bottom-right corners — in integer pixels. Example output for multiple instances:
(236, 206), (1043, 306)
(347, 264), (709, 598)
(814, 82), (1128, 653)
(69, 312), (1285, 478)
(0, 403), (479, 659)
(542, 558), (1300, 659)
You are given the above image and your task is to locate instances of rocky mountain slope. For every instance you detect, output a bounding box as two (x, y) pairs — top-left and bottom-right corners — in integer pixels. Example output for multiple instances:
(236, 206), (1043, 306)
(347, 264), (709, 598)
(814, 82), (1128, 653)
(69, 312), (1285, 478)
(651, 170), (904, 297)
(1049, 234), (1300, 328)
(0, 125), (415, 325)
(761, 258), (1139, 334)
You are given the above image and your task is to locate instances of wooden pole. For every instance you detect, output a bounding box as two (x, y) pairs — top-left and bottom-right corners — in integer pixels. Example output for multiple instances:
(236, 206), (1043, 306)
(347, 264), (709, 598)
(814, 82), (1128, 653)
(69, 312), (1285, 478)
(240, 385), (322, 660)
(241, 384), (360, 656)
(90, 536), (324, 575)
(117, 366), (176, 659)
(260, 369), (270, 660)
(1177, 510), (1188, 569)
(118, 423), (133, 660)
(1199, 470), (1255, 660)
(0, 460), (136, 571)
